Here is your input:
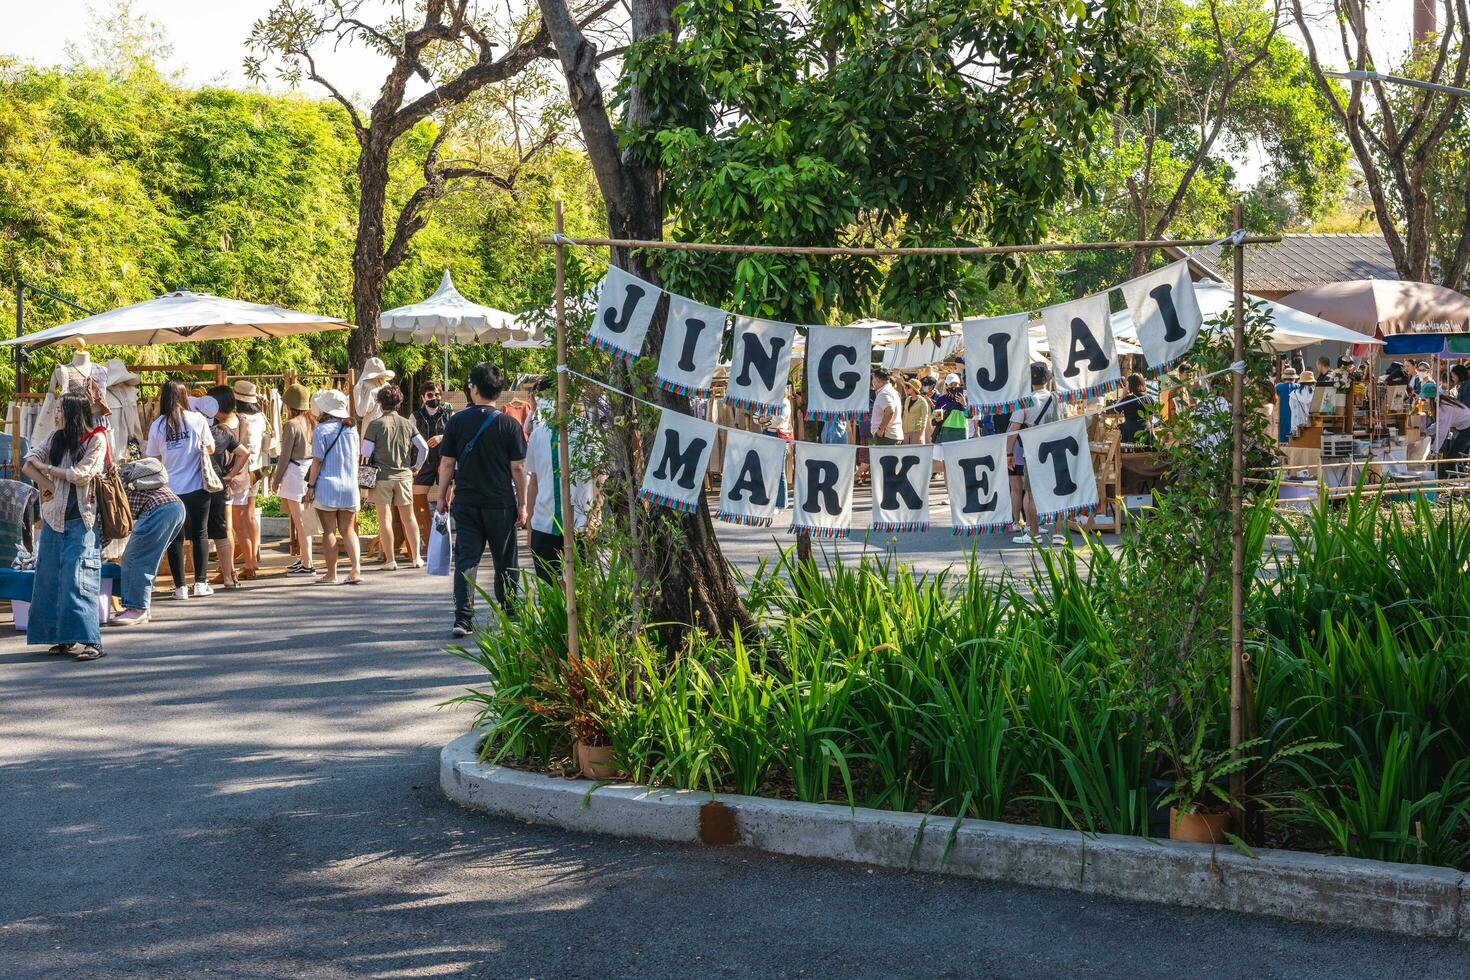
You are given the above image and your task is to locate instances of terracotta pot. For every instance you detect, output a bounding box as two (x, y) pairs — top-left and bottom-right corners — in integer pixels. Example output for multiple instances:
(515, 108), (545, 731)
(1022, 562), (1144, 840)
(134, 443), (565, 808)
(1168, 806), (1231, 844)
(574, 740), (618, 780)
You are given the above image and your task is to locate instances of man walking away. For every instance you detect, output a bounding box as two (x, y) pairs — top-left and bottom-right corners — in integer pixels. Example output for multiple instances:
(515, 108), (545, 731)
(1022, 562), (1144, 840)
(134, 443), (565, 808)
(436, 363), (528, 638)
(524, 411), (601, 584)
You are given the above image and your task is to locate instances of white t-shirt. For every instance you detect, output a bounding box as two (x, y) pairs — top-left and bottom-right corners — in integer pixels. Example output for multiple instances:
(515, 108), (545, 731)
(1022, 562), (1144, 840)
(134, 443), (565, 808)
(871, 384), (904, 440)
(146, 410), (215, 495)
(525, 423), (598, 535)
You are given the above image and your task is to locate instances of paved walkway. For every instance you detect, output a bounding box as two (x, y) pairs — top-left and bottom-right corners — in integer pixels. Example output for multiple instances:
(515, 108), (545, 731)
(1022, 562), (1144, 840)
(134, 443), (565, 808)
(1, 541), (1463, 977)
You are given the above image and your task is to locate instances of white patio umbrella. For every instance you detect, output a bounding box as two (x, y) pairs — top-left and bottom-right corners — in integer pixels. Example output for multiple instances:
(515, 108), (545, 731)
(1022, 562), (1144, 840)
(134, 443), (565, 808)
(1, 290), (351, 349)
(378, 270), (530, 385)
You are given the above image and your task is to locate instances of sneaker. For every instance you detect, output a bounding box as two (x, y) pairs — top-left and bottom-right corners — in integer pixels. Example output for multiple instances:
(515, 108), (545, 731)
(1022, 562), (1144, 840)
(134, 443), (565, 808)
(450, 621), (472, 639)
(1051, 534), (1069, 547)
(109, 609), (149, 627)
(285, 565), (316, 577)
(173, 587), (189, 601)
(192, 582), (215, 598)
(1011, 534), (1040, 547)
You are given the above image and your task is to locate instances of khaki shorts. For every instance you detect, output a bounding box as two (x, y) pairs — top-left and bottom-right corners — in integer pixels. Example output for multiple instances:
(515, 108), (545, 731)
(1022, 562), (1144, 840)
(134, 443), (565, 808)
(371, 473), (413, 508)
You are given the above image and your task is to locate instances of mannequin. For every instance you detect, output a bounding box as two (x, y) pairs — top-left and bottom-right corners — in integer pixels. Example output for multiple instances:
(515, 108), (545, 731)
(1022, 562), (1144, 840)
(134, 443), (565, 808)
(353, 356), (395, 430)
(32, 337), (110, 451)
(104, 358), (145, 459)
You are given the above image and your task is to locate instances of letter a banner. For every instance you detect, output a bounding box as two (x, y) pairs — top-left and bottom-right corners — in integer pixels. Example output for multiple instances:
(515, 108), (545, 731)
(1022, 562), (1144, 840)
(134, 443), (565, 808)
(941, 435), (1012, 536)
(638, 409), (716, 514)
(1121, 261), (1203, 373)
(805, 325), (871, 421)
(1042, 293), (1123, 403)
(791, 441), (856, 539)
(656, 294), (727, 397)
(962, 313), (1032, 416)
(725, 315), (798, 416)
(716, 429), (788, 527)
(589, 267), (661, 363)
(870, 446), (932, 533)
(1018, 417), (1098, 526)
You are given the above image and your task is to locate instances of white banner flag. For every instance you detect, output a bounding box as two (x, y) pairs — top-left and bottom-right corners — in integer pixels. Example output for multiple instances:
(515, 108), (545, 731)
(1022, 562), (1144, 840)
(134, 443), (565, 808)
(941, 435), (1013, 536)
(589, 267), (661, 363)
(870, 446), (933, 533)
(1042, 293), (1123, 402)
(724, 315), (798, 416)
(962, 313), (1032, 416)
(1018, 416), (1098, 525)
(1122, 260), (1203, 372)
(805, 325), (871, 421)
(716, 429), (788, 527)
(791, 441), (856, 539)
(638, 409), (716, 514)
(655, 294), (727, 397)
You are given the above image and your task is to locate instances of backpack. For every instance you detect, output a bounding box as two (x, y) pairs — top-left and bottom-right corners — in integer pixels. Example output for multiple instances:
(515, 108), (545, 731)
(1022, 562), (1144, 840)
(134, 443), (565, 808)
(120, 458), (169, 492)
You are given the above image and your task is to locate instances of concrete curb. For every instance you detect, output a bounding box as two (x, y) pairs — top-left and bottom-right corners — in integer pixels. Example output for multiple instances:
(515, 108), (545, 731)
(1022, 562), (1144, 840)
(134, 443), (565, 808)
(441, 731), (1469, 940)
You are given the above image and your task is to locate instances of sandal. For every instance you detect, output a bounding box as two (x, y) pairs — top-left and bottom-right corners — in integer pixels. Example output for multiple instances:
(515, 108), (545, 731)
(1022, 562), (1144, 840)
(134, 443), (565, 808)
(316, 578), (340, 586)
(74, 644), (106, 661)
(240, 568), (258, 580)
(344, 577), (364, 586)
(46, 643), (77, 656)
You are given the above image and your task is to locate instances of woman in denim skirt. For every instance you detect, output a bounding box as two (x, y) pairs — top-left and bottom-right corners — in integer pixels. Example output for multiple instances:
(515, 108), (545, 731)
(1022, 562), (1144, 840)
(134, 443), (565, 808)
(21, 395), (109, 661)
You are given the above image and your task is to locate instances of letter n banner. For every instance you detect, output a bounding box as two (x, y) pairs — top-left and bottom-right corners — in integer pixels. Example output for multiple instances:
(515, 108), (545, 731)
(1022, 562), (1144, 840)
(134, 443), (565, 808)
(1018, 416), (1099, 526)
(639, 409), (717, 514)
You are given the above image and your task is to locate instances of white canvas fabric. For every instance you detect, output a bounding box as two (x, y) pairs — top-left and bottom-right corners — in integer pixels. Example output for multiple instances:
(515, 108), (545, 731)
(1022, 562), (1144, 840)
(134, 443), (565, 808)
(804, 325), (871, 421)
(1121, 260), (1203, 371)
(790, 441), (856, 538)
(724, 315), (798, 416)
(869, 446), (933, 533)
(1018, 416), (1098, 525)
(941, 435), (1013, 536)
(656, 294), (728, 397)
(1042, 293), (1122, 402)
(638, 409), (716, 514)
(588, 267), (661, 363)
(716, 429), (789, 527)
(962, 313), (1033, 415)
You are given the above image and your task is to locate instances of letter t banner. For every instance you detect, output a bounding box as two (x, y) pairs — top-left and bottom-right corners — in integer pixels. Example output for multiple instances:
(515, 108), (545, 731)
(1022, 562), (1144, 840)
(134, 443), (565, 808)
(804, 325), (872, 421)
(638, 409), (717, 514)
(1018, 416), (1099, 526)
(790, 442), (857, 539)
(589, 267), (662, 364)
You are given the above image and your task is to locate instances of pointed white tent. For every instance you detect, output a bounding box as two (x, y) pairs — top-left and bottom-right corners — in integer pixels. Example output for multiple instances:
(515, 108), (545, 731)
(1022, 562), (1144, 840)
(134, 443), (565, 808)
(378, 270), (526, 345)
(0, 290), (351, 349)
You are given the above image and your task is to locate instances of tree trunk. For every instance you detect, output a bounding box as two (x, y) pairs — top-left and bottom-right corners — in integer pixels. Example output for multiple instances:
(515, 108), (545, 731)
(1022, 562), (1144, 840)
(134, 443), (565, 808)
(348, 141), (391, 371)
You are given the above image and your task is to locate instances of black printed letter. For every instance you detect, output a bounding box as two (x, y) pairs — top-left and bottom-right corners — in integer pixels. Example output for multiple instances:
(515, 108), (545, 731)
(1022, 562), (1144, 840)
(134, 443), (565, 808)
(878, 453), (924, 510)
(735, 332), (786, 390)
(972, 332), (1012, 393)
(1037, 436), (1080, 496)
(603, 282), (646, 335)
(955, 453), (999, 514)
(1149, 283), (1185, 343)
(802, 459), (841, 515)
(652, 429), (709, 490)
(817, 345), (860, 400)
(676, 316), (713, 372)
(726, 449), (770, 506)
(1064, 317), (1109, 379)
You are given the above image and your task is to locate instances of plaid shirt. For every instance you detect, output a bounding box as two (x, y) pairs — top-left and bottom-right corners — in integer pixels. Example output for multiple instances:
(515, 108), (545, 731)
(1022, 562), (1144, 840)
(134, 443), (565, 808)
(127, 485), (180, 517)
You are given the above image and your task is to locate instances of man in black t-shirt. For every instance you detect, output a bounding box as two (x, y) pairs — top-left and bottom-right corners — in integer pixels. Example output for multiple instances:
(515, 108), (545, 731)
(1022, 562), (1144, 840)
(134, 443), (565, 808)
(436, 362), (528, 637)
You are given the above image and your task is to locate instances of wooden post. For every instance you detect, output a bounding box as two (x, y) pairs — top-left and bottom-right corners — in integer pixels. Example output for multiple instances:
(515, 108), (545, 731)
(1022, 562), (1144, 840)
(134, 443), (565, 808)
(1229, 202), (1248, 821)
(554, 200), (582, 662)
(9, 402), (20, 479)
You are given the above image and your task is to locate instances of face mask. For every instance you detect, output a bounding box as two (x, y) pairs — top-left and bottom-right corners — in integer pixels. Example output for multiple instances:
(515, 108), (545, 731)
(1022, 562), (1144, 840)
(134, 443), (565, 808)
(424, 398), (441, 409)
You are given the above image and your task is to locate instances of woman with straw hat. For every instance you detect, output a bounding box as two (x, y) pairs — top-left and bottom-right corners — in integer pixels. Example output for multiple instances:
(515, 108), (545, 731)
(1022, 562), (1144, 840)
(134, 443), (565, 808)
(305, 389), (362, 585)
(271, 384), (318, 576)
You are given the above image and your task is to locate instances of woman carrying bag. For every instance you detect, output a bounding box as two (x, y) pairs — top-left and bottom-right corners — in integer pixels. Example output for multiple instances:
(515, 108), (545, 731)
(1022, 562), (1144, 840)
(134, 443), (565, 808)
(22, 395), (109, 661)
(305, 389), (362, 586)
(271, 384), (318, 577)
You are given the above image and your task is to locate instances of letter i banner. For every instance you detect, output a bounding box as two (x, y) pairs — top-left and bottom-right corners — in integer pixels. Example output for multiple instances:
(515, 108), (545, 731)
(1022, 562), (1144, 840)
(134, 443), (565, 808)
(716, 429), (789, 527)
(1018, 416), (1099, 526)
(1121, 260), (1203, 375)
(962, 314), (1032, 417)
(790, 442), (856, 539)
(589, 267), (662, 363)
(941, 435), (1013, 536)
(804, 325), (871, 421)
(870, 446), (932, 533)
(655, 294), (728, 397)
(1042, 293), (1123, 403)
(724, 315), (798, 416)
(638, 409), (717, 514)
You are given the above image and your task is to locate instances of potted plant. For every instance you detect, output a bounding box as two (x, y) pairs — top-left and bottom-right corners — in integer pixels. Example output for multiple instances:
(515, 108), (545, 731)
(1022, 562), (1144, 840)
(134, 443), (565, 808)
(526, 651), (622, 781)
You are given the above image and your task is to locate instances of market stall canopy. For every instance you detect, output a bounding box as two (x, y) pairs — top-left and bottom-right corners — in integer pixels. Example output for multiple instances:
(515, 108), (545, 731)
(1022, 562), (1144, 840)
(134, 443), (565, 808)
(1, 290), (351, 349)
(1111, 280), (1381, 352)
(1277, 279), (1470, 336)
(378, 270), (528, 344)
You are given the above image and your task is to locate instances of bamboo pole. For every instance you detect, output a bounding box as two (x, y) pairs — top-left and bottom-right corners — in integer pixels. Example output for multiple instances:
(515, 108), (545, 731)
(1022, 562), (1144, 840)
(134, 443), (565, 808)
(553, 201), (582, 663)
(1229, 203), (1248, 826)
(535, 235), (1281, 256)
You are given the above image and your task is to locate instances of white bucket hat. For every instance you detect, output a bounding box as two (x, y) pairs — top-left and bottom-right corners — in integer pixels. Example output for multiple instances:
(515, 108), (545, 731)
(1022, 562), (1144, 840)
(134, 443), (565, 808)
(359, 356), (395, 383)
(313, 388), (351, 419)
(104, 357), (140, 387)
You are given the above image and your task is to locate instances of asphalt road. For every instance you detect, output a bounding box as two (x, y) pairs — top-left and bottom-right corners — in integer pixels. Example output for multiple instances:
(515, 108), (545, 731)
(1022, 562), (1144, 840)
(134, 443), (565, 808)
(1, 545), (1466, 979)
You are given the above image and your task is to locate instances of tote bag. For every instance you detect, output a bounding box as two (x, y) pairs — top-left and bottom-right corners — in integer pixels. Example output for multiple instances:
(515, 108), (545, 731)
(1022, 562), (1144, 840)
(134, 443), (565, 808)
(426, 513), (453, 576)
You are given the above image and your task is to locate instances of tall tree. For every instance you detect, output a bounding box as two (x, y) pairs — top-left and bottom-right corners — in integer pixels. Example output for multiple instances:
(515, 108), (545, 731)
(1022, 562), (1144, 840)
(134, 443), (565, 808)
(1290, 0), (1470, 286)
(537, 0), (1155, 636)
(246, 0), (609, 368)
